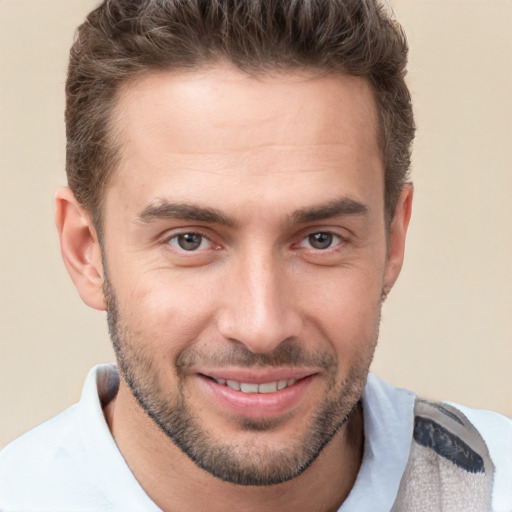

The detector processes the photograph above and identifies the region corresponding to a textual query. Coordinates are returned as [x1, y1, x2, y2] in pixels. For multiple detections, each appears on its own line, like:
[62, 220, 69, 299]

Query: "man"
[0, 0, 510, 510]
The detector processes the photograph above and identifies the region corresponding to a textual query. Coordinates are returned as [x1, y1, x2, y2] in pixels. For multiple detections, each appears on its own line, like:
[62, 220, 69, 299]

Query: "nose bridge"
[218, 244, 301, 353]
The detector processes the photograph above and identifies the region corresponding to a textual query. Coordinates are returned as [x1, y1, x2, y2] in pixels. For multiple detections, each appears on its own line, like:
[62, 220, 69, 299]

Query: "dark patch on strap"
[413, 416, 485, 474]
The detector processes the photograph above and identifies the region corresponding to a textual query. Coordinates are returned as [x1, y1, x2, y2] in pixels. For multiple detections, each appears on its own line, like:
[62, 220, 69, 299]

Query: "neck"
[104, 382, 364, 512]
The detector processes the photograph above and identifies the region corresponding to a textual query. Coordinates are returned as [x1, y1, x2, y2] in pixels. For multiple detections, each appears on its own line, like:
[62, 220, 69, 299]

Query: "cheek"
[297, 267, 383, 357]
[113, 268, 221, 351]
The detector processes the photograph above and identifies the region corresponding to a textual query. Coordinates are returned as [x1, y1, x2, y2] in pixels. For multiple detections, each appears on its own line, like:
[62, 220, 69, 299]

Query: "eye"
[301, 232, 341, 250]
[169, 232, 211, 251]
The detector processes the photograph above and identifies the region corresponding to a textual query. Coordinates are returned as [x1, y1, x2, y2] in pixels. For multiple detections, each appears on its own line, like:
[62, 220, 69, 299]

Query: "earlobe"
[383, 183, 413, 295]
[55, 187, 106, 311]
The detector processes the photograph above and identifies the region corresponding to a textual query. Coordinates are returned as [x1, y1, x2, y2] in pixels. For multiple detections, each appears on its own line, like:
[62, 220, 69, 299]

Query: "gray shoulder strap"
[392, 399, 495, 512]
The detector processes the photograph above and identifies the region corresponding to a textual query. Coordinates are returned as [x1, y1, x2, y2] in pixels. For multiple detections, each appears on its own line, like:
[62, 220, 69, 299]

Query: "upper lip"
[196, 368, 318, 384]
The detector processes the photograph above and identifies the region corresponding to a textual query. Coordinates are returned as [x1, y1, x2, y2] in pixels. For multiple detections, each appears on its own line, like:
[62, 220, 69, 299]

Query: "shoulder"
[448, 401, 512, 511]
[0, 365, 123, 511]
[422, 400, 512, 477]
[0, 404, 94, 510]
[447, 401, 512, 438]
[360, 375, 512, 511]
[393, 398, 512, 512]
[0, 365, 159, 512]
[0, 402, 82, 467]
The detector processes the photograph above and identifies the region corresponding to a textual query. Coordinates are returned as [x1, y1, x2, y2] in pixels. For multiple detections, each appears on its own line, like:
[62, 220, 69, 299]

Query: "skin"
[55, 65, 413, 512]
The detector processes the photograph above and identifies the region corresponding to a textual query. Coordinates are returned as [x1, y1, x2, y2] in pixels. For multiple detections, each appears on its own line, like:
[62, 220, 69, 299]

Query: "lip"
[196, 370, 317, 419]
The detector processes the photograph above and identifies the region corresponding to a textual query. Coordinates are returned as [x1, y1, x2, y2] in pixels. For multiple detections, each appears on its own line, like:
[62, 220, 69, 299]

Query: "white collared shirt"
[1, 364, 510, 511]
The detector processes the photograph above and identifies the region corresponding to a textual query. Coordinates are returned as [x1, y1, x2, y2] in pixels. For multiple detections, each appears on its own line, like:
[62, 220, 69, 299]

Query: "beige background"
[0, 0, 511, 449]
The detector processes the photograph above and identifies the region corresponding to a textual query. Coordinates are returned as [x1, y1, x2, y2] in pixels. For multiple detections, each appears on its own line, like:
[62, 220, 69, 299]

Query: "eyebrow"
[291, 197, 368, 224]
[137, 202, 237, 226]
[136, 196, 368, 227]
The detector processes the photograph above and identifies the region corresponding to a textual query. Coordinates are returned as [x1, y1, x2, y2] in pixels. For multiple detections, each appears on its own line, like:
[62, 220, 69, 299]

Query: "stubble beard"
[103, 275, 379, 486]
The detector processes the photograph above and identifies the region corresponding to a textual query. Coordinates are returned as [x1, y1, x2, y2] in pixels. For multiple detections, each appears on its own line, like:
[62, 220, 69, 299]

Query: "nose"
[217, 248, 303, 354]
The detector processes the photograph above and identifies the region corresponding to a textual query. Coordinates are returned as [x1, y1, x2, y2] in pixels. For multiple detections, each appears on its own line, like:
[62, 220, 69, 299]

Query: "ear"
[55, 187, 106, 311]
[383, 183, 413, 296]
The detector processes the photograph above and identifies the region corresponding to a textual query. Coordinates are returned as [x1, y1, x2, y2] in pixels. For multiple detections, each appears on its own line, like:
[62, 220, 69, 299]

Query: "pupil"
[178, 233, 202, 250]
[309, 233, 332, 249]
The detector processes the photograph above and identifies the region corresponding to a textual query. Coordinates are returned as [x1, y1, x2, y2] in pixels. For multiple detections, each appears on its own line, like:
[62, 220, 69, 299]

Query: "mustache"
[174, 341, 338, 370]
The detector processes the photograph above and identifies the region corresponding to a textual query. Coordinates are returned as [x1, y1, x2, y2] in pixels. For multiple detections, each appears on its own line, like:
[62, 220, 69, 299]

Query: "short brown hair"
[66, 0, 415, 228]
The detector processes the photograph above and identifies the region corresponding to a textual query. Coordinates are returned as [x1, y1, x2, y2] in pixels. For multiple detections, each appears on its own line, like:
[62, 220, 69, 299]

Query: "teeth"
[258, 382, 278, 394]
[226, 380, 240, 391]
[215, 378, 298, 393]
[277, 380, 288, 390]
[240, 383, 259, 393]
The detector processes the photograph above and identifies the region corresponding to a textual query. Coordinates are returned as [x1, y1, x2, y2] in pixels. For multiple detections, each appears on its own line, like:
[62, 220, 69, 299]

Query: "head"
[57, 0, 414, 488]
[66, 0, 414, 232]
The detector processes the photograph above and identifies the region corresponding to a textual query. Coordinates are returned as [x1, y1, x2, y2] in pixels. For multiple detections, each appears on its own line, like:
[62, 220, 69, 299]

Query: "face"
[99, 66, 401, 485]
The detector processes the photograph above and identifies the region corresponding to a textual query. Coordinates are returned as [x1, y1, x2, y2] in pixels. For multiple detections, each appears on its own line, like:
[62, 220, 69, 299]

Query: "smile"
[213, 378, 297, 394]
[197, 372, 316, 418]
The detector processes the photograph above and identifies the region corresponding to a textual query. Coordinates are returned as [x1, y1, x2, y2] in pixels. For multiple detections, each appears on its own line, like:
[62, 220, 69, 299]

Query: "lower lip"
[198, 375, 315, 418]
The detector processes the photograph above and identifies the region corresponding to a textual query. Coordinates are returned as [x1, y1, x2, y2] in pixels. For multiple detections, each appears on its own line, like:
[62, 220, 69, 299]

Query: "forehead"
[114, 65, 379, 156]
[106, 65, 383, 221]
